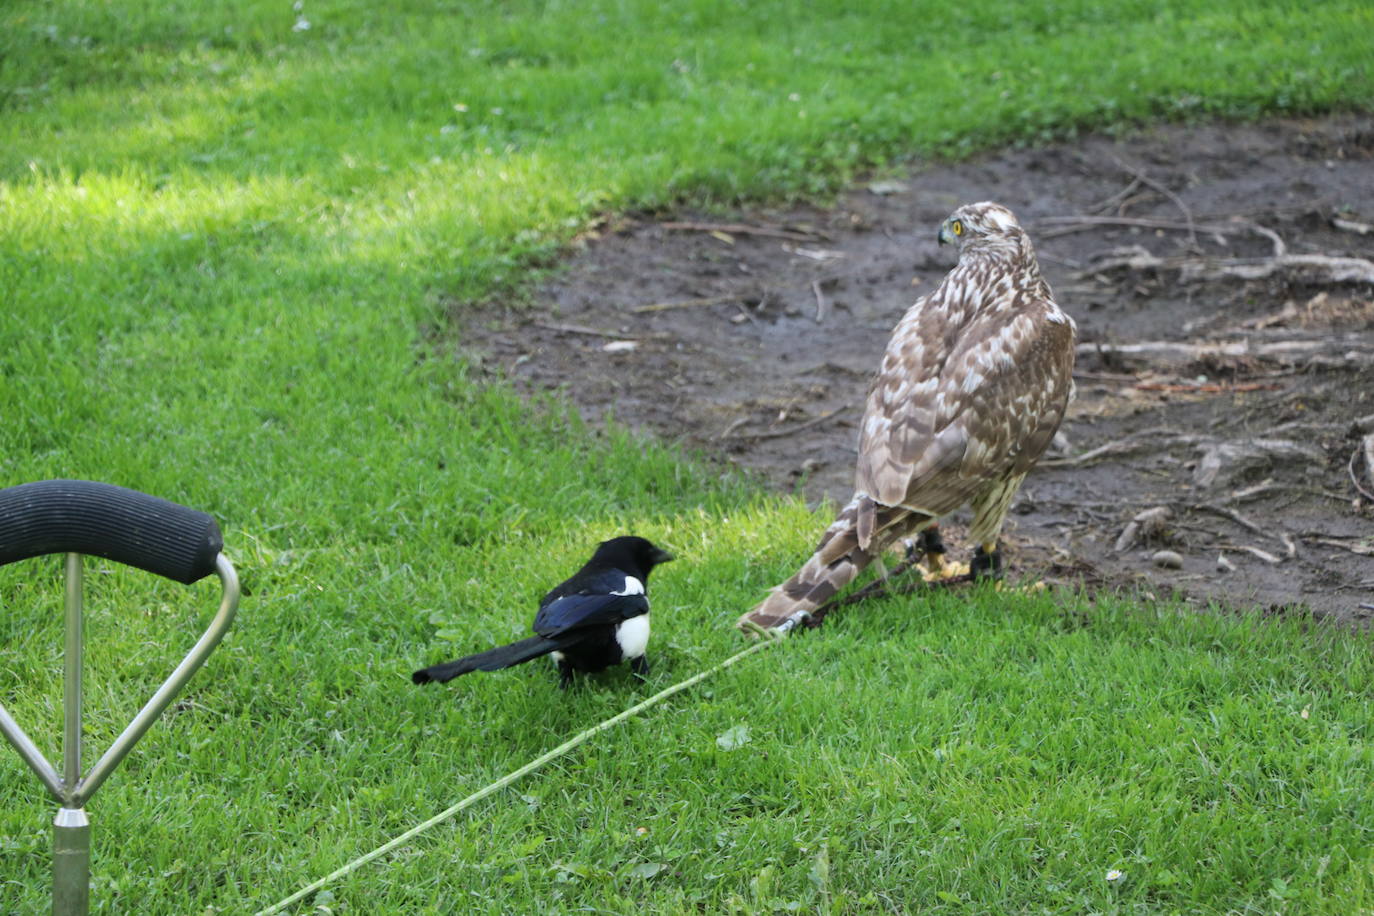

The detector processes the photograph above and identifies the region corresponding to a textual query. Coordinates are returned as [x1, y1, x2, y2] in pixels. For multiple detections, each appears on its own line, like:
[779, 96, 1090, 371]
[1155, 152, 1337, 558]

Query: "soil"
[456, 116, 1374, 624]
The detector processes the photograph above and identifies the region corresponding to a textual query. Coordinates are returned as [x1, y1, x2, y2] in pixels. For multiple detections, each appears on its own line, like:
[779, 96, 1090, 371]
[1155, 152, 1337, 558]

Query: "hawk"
[740, 202, 1076, 633]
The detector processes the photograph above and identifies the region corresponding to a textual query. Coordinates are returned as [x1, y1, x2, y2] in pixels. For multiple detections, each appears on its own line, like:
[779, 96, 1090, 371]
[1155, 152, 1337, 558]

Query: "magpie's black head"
[592, 536, 674, 580]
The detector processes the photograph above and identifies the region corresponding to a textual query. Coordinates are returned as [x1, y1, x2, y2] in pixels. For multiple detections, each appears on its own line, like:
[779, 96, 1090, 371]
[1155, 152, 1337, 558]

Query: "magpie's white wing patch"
[611, 575, 645, 597]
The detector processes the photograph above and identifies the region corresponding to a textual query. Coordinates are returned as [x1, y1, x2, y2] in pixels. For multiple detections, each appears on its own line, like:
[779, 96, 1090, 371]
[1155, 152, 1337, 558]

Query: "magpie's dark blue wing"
[533, 591, 648, 636]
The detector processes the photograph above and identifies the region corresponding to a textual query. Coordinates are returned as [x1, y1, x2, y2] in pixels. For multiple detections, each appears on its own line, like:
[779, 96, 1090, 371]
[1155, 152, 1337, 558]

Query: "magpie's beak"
[651, 547, 675, 565]
[937, 220, 955, 247]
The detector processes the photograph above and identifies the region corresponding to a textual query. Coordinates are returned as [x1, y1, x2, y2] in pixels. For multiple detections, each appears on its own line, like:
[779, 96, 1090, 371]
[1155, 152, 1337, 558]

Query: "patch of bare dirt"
[458, 116, 1374, 623]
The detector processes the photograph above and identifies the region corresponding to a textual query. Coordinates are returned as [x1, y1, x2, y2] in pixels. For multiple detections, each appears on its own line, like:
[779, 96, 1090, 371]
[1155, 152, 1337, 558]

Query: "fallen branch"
[812, 279, 828, 324]
[1077, 247, 1374, 285]
[1225, 478, 1276, 502]
[1040, 427, 1202, 469]
[1039, 215, 1237, 239]
[534, 321, 633, 339]
[1110, 156, 1199, 250]
[715, 416, 751, 441]
[1088, 176, 1144, 215]
[1366, 433, 1374, 487]
[1244, 222, 1288, 259]
[1193, 439, 1325, 489]
[632, 295, 739, 314]
[661, 220, 820, 242]
[1194, 503, 1270, 540]
[784, 243, 846, 262]
[1217, 543, 1284, 565]
[1305, 536, 1374, 557]
[729, 402, 855, 442]
[1071, 370, 1141, 383]
[1350, 444, 1374, 503]
[1133, 381, 1283, 394]
[1332, 217, 1373, 236]
[1076, 337, 1373, 370]
[1114, 506, 1171, 553]
[1281, 533, 1298, 560]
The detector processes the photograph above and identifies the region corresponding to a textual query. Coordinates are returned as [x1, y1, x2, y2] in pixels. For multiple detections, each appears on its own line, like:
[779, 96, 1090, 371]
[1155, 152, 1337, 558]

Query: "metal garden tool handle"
[0, 480, 240, 916]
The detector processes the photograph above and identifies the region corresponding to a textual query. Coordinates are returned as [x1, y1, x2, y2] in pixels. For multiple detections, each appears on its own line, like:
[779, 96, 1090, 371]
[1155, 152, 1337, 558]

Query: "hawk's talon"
[919, 526, 947, 559]
[971, 544, 1004, 581]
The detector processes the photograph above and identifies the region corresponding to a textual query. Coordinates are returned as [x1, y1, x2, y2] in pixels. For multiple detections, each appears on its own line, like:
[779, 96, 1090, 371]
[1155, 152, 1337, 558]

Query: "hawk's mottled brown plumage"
[741, 202, 1076, 633]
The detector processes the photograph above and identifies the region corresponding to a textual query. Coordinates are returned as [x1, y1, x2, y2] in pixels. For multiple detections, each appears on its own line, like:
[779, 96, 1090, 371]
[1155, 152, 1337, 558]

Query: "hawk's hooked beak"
[937, 220, 955, 247]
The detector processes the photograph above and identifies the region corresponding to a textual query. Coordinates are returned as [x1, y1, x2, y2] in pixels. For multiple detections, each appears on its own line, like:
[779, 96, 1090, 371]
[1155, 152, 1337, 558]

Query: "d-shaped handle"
[0, 479, 222, 584]
[0, 480, 239, 807]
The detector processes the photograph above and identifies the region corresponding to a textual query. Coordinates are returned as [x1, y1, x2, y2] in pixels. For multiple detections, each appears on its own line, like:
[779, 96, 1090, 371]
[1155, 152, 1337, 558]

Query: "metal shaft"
[57, 554, 89, 915]
[53, 807, 90, 916]
[63, 554, 83, 800]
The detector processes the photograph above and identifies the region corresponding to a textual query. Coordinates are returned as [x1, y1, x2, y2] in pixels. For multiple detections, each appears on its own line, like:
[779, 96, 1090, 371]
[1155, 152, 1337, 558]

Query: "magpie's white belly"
[614, 614, 651, 658]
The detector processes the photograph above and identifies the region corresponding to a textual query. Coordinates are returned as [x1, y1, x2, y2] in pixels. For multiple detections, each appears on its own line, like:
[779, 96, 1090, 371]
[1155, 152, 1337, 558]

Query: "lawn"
[1, 0, 1372, 912]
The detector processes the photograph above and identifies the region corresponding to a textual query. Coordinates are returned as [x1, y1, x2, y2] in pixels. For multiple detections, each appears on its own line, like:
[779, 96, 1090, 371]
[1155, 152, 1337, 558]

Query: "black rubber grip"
[0, 480, 222, 584]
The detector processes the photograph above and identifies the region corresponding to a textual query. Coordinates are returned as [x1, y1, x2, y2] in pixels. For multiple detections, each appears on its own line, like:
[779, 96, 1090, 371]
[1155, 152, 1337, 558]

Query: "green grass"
[1, 0, 1372, 912]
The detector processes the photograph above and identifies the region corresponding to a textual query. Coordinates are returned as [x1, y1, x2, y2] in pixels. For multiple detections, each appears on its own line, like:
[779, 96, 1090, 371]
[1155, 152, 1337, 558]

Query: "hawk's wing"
[855, 295, 1075, 516]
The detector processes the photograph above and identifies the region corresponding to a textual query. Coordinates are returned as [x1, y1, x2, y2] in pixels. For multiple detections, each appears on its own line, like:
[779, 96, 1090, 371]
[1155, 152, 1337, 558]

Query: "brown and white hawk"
[740, 202, 1076, 633]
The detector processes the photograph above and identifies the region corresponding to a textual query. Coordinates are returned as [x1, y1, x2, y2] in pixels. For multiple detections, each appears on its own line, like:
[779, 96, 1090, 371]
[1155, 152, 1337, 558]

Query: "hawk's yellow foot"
[923, 559, 971, 582]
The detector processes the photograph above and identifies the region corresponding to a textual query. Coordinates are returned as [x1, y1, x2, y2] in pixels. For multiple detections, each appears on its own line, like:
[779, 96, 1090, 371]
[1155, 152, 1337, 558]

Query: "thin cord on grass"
[253, 634, 782, 916]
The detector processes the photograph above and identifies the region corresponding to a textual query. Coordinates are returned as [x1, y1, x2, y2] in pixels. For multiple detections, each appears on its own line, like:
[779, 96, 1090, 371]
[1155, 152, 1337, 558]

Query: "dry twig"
[1110, 156, 1199, 250]
[1217, 543, 1283, 565]
[728, 402, 855, 442]
[661, 220, 819, 242]
[1305, 536, 1374, 557]
[1225, 478, 1277, 502]
[1332, 217, 1373, 236]
[534, 321, 632, 339]
[1133, 381, 1282, 393]
[716, 416, 751, 441]
[1077, 337, 1373, 370]
[1089, 176, 1144, 215]
[1349, 445, 1374, 503]
[812, 279, 828, 324]
[1194, 503, 1270, 540]
[1243, 222, 1288, 258]
[632, 295, 739, 314]
[1040, 427, 1201, 468]
[1077, 247, 1374, 285]
[1038, 215, 1236, 239]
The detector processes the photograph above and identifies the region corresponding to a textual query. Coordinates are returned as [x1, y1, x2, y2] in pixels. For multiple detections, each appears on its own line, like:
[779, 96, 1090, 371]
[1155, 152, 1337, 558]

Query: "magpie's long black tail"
[412, 635, 568, 684]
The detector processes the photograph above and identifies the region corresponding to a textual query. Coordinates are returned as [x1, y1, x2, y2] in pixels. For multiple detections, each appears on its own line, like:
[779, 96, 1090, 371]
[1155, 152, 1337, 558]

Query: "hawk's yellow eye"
[951, 220, 964, 236]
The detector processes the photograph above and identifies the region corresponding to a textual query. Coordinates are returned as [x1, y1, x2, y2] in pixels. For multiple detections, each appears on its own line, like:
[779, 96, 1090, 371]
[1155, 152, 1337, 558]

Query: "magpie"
[412, 536, 674, 689]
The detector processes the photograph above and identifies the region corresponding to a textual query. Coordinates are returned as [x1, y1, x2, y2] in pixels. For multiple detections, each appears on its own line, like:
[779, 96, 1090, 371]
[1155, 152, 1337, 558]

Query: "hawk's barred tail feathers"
[738, 495, 933, 634]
